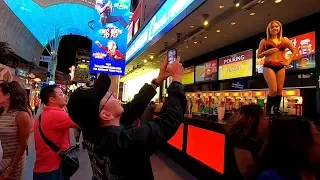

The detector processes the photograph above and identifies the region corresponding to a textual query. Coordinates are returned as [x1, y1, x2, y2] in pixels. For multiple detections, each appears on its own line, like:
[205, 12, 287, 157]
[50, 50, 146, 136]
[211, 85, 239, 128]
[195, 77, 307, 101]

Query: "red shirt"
[100, 46, 125, 60]
[33, 106, 76, 172]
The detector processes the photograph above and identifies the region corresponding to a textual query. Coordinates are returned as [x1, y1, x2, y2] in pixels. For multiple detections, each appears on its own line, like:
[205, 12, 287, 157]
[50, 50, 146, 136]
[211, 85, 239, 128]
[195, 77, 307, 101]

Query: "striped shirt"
[0, 111, 26, 179]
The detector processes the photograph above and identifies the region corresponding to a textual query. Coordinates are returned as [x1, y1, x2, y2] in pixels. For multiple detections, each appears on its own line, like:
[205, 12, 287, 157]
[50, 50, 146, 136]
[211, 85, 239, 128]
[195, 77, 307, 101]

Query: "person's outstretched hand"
[155, 56, 172, 84]
[167, 56, 184, 83]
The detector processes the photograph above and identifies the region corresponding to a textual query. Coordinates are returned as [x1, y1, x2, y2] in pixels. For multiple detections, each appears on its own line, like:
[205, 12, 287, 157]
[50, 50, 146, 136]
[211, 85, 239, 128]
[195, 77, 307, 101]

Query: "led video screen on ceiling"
[3, 0, 131, 46]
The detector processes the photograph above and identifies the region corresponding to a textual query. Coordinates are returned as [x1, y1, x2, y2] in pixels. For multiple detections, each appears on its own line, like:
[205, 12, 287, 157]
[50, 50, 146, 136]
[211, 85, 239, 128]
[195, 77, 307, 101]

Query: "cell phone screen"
[168, 49, 177, 64]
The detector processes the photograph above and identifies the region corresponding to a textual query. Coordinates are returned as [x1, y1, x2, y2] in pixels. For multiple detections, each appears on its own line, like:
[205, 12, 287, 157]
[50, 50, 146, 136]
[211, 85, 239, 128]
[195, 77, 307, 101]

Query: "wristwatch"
[151, 79, 160, 87]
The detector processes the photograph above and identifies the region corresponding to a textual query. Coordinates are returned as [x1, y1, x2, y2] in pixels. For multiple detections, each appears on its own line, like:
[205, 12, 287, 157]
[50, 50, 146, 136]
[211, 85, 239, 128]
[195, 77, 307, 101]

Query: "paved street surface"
[24, 131, 197, 180]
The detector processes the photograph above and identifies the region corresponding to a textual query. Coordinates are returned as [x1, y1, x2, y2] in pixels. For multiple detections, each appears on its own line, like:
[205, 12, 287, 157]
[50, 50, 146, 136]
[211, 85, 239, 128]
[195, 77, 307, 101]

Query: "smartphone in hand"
[168, 48, 177, 64]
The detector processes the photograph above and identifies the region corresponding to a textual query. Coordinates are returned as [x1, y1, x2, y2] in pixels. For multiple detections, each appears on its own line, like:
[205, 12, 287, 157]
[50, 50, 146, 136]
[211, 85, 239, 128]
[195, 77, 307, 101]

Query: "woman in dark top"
[224, 104, 268, 180]
[256, 116, 320, 180]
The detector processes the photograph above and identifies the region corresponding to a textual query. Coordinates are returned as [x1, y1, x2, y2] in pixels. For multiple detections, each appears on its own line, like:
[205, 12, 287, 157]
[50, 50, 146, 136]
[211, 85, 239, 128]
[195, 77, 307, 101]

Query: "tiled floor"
[24, 131, 197, 180]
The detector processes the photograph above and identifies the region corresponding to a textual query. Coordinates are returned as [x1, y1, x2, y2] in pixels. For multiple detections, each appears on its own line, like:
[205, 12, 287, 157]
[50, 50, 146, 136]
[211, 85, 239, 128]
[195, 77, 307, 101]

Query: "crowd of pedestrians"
[0, 57, 319, 180]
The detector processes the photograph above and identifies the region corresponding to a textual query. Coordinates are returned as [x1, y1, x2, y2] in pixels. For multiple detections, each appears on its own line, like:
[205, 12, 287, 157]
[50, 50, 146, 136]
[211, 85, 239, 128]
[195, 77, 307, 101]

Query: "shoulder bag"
[38, 115, 79, 179]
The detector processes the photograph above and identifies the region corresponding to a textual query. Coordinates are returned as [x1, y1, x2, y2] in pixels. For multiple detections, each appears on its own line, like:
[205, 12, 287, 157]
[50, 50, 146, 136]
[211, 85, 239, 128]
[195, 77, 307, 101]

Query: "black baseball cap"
[67, 73, 111, 130]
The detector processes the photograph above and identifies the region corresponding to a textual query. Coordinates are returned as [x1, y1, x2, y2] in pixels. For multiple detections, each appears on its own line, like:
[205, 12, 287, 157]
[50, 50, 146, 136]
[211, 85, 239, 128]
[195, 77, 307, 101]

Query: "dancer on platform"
[257, 20, 297, 117]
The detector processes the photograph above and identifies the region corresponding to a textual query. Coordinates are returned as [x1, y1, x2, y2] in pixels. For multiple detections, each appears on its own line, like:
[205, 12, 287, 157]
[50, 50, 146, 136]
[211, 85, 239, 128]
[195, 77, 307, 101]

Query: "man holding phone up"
[67, 56, 185, 179]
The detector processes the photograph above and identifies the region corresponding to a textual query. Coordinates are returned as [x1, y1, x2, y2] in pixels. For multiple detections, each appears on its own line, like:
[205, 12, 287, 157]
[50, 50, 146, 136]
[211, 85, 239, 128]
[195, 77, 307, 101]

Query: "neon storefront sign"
[126, 0, 198, 63]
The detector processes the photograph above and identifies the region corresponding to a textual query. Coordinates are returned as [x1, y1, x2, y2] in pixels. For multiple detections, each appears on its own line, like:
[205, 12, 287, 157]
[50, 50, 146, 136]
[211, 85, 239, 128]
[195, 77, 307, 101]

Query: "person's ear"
[5, 93, 10, 102]
[49, 96, 55, 104]
[100, 109, 114, 121]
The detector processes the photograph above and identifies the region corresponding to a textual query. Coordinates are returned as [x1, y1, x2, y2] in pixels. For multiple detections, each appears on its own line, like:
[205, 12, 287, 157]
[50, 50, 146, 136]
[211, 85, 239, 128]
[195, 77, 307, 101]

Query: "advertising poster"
[218, 50, 253, 80]
[74, 63, 90, 82]
[134, 19, 140, 35]
[195, 60, 218, 82]
[195, 64, 205, 82]
[182, 66, 195, 85]
[256, 32, 316, 73]
[285, 31, 316, 70]
[256, 49, 265, 74]
[204, 60, 218, 81]
[127, 21, 134, 43]
[90, 0, 131, 76]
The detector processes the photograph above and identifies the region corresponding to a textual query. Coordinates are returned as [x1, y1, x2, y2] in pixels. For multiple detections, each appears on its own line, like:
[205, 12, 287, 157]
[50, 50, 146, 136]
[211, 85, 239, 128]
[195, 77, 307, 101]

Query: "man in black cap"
[67, 57, 186, 179]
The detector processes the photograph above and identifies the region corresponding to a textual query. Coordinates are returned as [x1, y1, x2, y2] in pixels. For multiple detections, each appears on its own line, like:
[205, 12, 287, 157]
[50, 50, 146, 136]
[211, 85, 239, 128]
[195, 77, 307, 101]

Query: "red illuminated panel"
[168, 124, 184, 151]
[289, 31, 316, 60]
[187, 125, 225, 174]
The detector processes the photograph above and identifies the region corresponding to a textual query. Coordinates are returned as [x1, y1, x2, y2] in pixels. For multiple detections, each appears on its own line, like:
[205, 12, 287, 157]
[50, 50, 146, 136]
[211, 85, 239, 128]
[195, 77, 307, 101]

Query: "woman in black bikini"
[257, 20, 297, 117]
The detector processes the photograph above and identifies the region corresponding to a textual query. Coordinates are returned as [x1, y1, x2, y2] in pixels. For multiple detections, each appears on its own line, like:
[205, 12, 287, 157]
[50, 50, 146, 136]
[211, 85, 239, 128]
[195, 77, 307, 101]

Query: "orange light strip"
[283, 89, 300, 96]
[253, 91, 265, 97]
[242, 91, 252, 97]
[232, 92, 240, 97]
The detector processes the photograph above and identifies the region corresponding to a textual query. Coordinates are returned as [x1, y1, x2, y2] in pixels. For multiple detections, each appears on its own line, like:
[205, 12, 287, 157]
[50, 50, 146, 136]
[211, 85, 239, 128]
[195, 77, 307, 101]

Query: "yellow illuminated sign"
[218, 59, 252, 80]
[182, 67, 195, 85]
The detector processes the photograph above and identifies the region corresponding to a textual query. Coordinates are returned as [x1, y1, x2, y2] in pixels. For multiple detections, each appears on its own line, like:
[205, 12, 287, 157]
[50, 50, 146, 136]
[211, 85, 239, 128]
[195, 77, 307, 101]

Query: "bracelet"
[151, 79, 160, 87]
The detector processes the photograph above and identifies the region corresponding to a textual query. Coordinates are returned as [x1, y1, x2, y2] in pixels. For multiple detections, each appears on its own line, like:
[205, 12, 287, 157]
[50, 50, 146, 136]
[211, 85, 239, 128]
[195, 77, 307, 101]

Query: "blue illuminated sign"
[231, 80, 247, 90]
[4, 0, 95, 45]
[126, 0, 201, 63]
[89, 0, 131, 76]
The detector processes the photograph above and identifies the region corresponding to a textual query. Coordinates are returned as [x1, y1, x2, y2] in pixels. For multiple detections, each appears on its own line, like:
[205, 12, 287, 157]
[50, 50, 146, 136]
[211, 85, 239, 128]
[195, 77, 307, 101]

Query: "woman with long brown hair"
[0, 81, 32, 179]
[224, 104, 268, 179]
[257, 20, 297, 117]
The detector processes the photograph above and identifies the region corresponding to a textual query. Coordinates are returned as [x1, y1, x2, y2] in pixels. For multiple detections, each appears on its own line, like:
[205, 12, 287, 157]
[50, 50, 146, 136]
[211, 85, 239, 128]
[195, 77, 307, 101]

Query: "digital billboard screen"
[89, 0, 131, 76]
[195, 60, 218, 82]
[256, 32, 316, 74]
[218, 50, 253, 80]
[182, 66, 195, 85]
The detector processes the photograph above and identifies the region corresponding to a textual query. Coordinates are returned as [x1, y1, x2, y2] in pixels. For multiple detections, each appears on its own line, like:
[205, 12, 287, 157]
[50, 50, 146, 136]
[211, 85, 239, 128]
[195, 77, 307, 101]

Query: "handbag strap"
[38, 115, 60, 152]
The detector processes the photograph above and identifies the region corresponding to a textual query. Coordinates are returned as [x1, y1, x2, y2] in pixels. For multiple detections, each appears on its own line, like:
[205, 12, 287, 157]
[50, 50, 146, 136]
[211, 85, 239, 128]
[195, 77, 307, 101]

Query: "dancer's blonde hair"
[266, 20, 283, 41]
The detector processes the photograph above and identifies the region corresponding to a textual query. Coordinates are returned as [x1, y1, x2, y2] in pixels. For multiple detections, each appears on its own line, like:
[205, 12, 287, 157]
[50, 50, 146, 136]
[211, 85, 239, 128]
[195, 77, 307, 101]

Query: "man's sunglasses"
[99, 91, 113, 113]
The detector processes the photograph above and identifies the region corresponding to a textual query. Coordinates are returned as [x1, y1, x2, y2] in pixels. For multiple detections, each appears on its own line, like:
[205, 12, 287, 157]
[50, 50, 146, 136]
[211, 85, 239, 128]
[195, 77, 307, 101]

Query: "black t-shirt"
[84, 126, 155, 180]
[82, 82, 187, 180]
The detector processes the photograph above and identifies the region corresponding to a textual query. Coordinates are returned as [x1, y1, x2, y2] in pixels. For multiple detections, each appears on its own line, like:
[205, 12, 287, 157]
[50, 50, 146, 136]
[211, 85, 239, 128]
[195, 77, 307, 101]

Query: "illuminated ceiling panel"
[4, 0, 96, 46]
[33, 0, 95, 8]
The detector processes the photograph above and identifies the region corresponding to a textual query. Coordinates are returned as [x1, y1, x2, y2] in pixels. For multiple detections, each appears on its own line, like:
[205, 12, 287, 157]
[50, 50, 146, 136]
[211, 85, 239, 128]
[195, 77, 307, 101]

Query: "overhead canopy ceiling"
[33, 0, 95, 8]
[0, 0, 44, 64]
[3, 0, 98, 46]
[122, 0, 320, 82]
